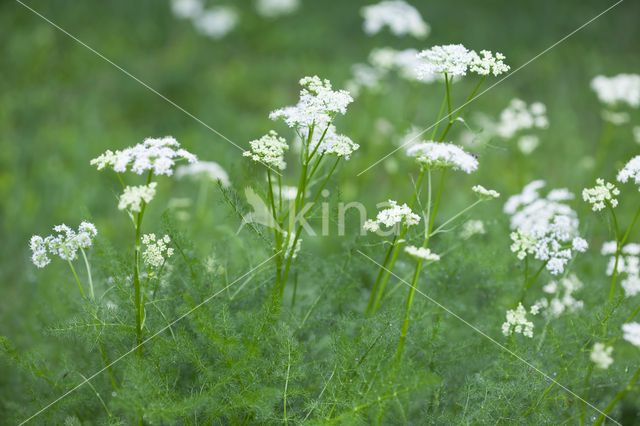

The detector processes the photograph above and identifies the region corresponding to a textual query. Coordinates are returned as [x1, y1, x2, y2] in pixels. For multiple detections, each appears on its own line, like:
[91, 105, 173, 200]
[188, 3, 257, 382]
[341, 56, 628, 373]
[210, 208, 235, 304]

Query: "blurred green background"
[1, 0, 639, 395]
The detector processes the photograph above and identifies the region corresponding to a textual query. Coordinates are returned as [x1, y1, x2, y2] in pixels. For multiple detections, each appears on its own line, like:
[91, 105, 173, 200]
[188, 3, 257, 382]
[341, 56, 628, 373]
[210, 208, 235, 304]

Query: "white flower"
[622, 322, 640, 347]
[256, 0, 299, 18]
[590, 343, 614, 369]
[459, 220, 485, 240]
[590, 74, 640, 108]
[142, 234, 174, 268]
[416, 44, 477, 77]
[29, 222, 98, 267]
[369, 47, 437, 83]
[345, 63, 385, 97]
[175, 161, 230, 187]
[364, 200, 420, 232]
[299, 124, 359, 159]
[572, 237, 588, 252]
[493, 98, 549, 139]
[406, 141, 479, 173]
[361, 1, 429, 39]
[118, 183, 157, 212]
[510, 229, 536, 260]
[472, 185, 500, 199]
[193, 7, 238, 39]
[582, 178, 620, 211]
[270, 76, 353, 128]
[91, 136, 196, 176]
[170, 0, 203, 19]
[536, 274, 584, 318]
[469, 50, 510, 76]
[622, 275, 640, 297]
[601, 110, 630, 125]
[243, 130, 289, 170]
[517, 135, 540, 155]
[602, 241, 640, 297]
[404, 245, 440, 261]
[617, 155, 640, 188]
[502, 303, 534, 338]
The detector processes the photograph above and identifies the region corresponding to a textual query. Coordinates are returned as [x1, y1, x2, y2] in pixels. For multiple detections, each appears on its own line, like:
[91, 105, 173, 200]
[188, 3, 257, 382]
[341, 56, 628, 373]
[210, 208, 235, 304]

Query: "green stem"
[80, 248, 94, 300]
[267, 169, 283, 295]
[365, 235, 398, 314]
[579, 364, 594, 425]
[133, 171, 152, 356]
[604, 203, 622, 335]
[593, 366, 640, 426]
[438, 75, 486, 142]
[430, 91, 448, 140]
[67, 260, 86, 299]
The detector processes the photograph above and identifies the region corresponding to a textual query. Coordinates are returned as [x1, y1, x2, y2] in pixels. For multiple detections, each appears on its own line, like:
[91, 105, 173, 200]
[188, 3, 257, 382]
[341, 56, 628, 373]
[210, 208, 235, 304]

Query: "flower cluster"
[91, 136, 197, 176]
[141, 234, 174, 269]
[406, 141, 479, 173]
[590, 74, 640, 108]
[361, 1, 429, 39]
[602, 241, 640, 297]
[582, 178, 619, 211]
[270, 76, 353, 128]
[243, 131, 289, 170]
[369, 47, 437, 83]
[30, 222, 98, 268]
[416, 44, 509, 78]
[505, 180, 588, 275]
[404, 245, 440, 261]
[459, 219, 486, 240]
[256, 0, 299, 18]
[590, 343, 614, 369]
[118, 182, 157, 213]
[501, 303, 534, 338]
[617, 155, 640, 189]
[531, 274, 584, 318]
[175, 161, 230, 187]
[472, 185, 500, 200]
[363, 200, 420, 233]
[494, 99, 548, 139]
[171, 0, 238, 39]
[299, 124, 360, 159]
[622, 322, 640, 347]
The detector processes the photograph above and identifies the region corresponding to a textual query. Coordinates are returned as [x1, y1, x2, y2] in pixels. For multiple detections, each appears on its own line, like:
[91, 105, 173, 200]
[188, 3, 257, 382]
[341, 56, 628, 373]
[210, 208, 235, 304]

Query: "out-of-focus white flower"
[459, 219, 485, 240]
[29, 222, 98, 267]
[91, 136, 196, 176]
[170, 0, 203, 19]
[622, 275, 640, 297]
[193, 7, 238, 39]
[591, 74, 640, 108]
[535, 274, 584, 318]
[493, 99, 548, 139]
[582, 178, 620, 211]
[345, 63, 385, 97]
[244, 130, 289, 170]
[590, 343, 614, 369]
[256, 0, 299, 18]
[472, 185, 500, 200]
[622, 322, 640, 347]
[406, 141, 478, 173]
[361, 1, 429, 39]
[601, 110, 630, 125]
[602, 241, 640, 297]
[175, 161, 230, 187]
[118, 183, 157, 212]
[617, 155, 640, 188]
[404, 245, 440, 261]
[142, 234, 174, 268]
[502, 303, 534, 338]
[363, 200, 420, 233]
[517, 135, 540, 155]
[270, 76, 353, 128]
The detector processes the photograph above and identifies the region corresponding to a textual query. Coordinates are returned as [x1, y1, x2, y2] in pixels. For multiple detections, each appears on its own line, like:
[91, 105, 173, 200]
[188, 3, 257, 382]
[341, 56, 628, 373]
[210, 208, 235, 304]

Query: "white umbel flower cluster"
[91, 136, 197, 176]
[505, 180, 588, 275]
[171, 0, 238, 39]
[299, 124, 360, 159]
[29, 222, 98, 268]
[175, 161, 230, 187]
[118, 182, 158, 212]
[361, 1, 429, 39]
[406, 141, 479, 173]
[363, 200, 420, 233]
[617, 155, 640, 189]
[622, 322, 640, 347]
[590, 74, 640, 108]
[494, 99, 548, 139]
[501, 303, 534, 338]
[244, 131, 289, 170]
[590, 343, 614, 369]
[459, 219, 486, 240]
[416, 44, 509, 78]
[270, 76, 353, 128]
[256, 0, 299, 18]
[141, 234, 174, 268]
[532, 274, 584, 318]
[602, 241, 640, 297]
[369, 47, 437, 83]
[404, 245, 440, 261]
[472, 185, 500, 200]
[582, 178, 620, 211]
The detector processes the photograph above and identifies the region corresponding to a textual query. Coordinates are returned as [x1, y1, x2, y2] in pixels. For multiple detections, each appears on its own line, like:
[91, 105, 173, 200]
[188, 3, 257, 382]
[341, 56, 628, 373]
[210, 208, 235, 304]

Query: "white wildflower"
[622, 322, 640, 347]
[142, 234, 174, 268]
[256, 0, 299, 18]
[590, 343, 614, 369]
[361, 1, 429, 39]
[517, 135, 540, 155]
[622, 275, 640, 297]
[460, 220, 485, 240]
[175, 161, 230, 187]
[582, 178, 619, 211]
[364, 200, 420, 233]
[590, 74, 640, 108]
[91, 136, 196, 176]
[469, 50, 510, 76]
[299, 124, 359, 159]
[502, 303, 534, 338]
[118, 183, 157, 212]
[536, 274, 584, 318]
[494, 99, 548, 139]
[617, 155, 640, 188]
[405, 245, 440, 261]
[193, 7, 238, 39]
[601, 110, 630, 125]
[29, 222, 98, 267]
[472, 185, 500, 199]
[171, 0, 202, 19]
[345, 63, 385, 97]
[243, 130, 289, 170]
[416, 44, 477, 77]
[602, 241, 640, 297]
[406, 141, 478, 173]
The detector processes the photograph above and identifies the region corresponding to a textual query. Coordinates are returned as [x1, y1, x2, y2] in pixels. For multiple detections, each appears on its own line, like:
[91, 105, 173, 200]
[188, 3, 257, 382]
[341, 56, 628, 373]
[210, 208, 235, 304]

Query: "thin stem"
[579, 364, 594, 425]
[604, 203, 622, 335]
[67, 260, 86, 299]
[366, 235, 398, 314]
[430, 199, 483, 237]
[438, 75, 486, 142]
[133, 171, 152, 356]
[593, 366, 640, 426]
[430, 91, 448, 140]
[80, 248, 94, 300]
